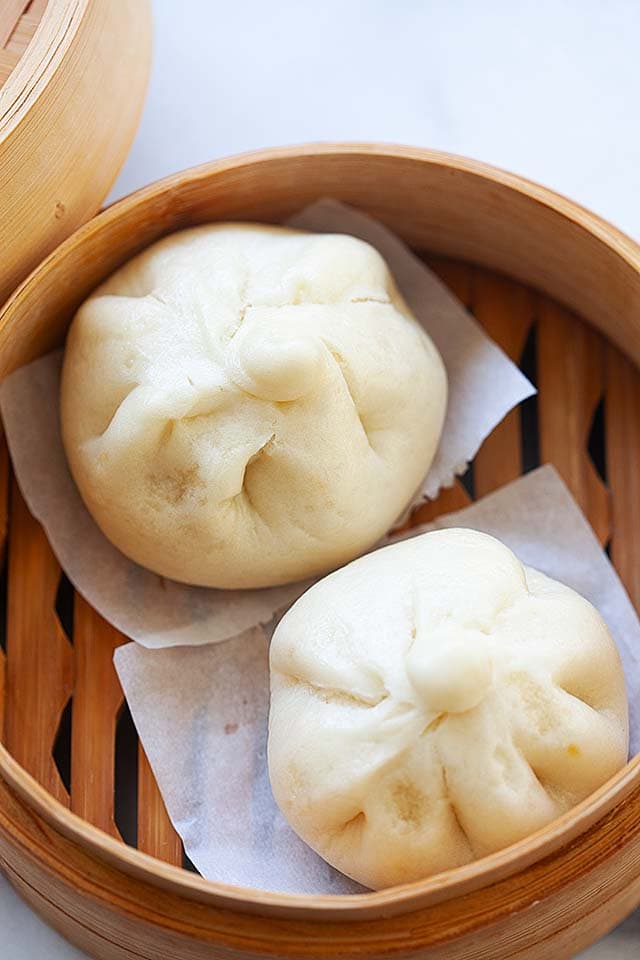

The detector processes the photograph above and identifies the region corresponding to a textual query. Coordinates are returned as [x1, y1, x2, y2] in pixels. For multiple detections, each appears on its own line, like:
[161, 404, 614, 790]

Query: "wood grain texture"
[71, 596, 125, 839]
[0, 0, 151, 307]
[28, 0, 50, 15]
[428, 257, 473, 305]
[3, 145, 640, 378]
[5, 482, 72, 805]
[2, 767, 640, 959]
[138, 748, 182, 867]
[0, 46, 19, 86]
[5, 12, 40, 55]
[0, 0, 29, 47]
[537, 299, 611, 545]
[1, 146, 640, 957]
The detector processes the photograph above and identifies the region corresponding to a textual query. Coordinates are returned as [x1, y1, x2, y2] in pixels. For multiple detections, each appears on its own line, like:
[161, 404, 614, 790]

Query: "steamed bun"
[61, 224, 447, 589]
[268, 528, 628, 889]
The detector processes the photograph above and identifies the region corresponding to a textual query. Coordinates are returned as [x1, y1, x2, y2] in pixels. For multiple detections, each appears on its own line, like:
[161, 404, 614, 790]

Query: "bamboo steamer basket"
[1, 144, 640, 959]
[0, 0, 151, 307]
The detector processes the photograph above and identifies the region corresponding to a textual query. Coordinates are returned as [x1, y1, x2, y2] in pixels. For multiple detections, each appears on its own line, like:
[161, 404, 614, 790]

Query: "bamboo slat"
[536, 299, 611, 546]
[138, 747, 182, 866]
[5, 481, 72, 805]
[71, 595, 126, 839]
[427, 257, 473, 306]
[472, 273, 535, 497]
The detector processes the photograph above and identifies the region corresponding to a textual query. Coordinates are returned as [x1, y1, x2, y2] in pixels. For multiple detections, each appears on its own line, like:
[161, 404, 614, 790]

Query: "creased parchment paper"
[0, 200, 532, 649]
[114, 466, 640, 894]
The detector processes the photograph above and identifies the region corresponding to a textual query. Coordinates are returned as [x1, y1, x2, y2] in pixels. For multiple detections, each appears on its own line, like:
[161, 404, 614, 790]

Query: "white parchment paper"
[114, 466, 640, 894]
[0, 201, 532, 649]
[0, 351, 310, 649]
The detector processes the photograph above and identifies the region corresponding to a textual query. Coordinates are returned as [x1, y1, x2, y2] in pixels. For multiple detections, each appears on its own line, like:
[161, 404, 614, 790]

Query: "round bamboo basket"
[0, 0, 151, 307]
[1, 144, 640, 959]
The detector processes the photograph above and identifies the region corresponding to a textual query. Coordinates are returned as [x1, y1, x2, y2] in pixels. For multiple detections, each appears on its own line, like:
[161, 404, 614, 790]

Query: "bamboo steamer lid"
[0, 0, 151, 307]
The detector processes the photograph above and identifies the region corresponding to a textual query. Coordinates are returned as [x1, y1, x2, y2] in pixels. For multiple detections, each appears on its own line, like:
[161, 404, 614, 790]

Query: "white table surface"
[4, 1, 640, 956]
